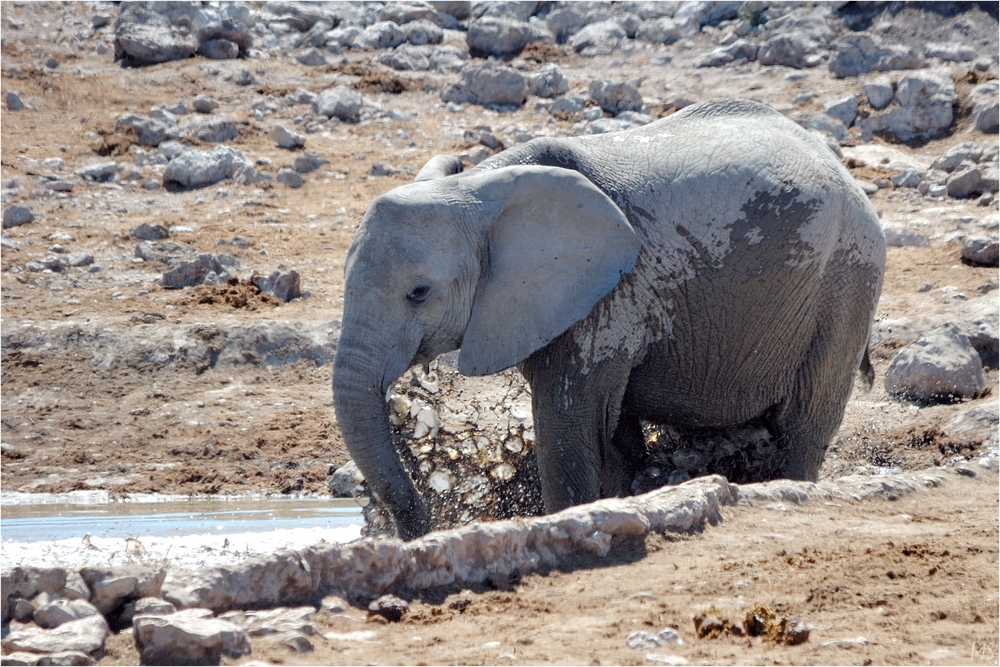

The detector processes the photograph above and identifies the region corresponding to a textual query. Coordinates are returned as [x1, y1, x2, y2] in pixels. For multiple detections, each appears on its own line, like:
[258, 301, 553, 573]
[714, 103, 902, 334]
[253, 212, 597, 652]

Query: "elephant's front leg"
[520, 340, 633, 514]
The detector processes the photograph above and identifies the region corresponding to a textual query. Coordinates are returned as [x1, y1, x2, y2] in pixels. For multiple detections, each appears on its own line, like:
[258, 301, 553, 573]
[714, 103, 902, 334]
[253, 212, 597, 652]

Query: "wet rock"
[569, 20, 625, 55]
[192, 95, 219, 114]
[440, 61, 528, 109]
[368, 594, 409, 622]
[467, 17, 549, 57]
[635, 17, 682, 45]
[313, 85, 363, 121]
[197, 38, 239, 60]
[162, 146, 256, 189]
[253, 270, 302, 302]
[7, 90, 25, 111]
[923, 42, 976, 62]
[694, 39, 757, 68]
[885, 323, 987, 403]
[824, 94, 858, 128]
[528, 63, 568, 98]
[353, 21, 407, 51]
[405, 19, 443, 45]
[273, 126, 306, 149]
[329, 460, 363, 497]
[962, 236, 999, 268]
[3, 205, 35, 229]
[858, 71, 955, 143]
[34, 599, 101, 629]
[970, 81, 999, 134]
[1, 615, 108, 659]
[113, 4, 198, 66]
[295, 46, 328, 66]
[864, 76, 895, 110]
[589, 79, 642, 115]
[133, 608, 251, 666]
[181, 115, 238, 143]
[276, 167, 304, 188]
[828, 33, 923, 78]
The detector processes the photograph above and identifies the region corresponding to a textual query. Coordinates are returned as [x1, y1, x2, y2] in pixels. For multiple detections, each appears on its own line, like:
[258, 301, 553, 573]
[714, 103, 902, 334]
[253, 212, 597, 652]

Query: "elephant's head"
[332, 161, 640, 539]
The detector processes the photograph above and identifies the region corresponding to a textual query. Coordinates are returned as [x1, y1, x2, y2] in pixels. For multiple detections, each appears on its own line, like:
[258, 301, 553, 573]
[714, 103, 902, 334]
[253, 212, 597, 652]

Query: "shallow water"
[0, 495, 364, 570]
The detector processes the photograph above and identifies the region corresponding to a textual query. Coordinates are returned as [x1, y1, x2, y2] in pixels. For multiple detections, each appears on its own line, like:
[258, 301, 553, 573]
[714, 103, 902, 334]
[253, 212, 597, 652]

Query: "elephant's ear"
[457, 165, 640, 376]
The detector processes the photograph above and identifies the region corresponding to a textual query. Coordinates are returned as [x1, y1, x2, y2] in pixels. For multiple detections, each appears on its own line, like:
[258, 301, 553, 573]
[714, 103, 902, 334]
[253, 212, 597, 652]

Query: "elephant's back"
[595, 100, 883, 427]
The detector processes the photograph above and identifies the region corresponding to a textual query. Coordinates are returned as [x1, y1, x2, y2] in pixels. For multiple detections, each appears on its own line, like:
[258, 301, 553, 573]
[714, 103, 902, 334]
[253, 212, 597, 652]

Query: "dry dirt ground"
[1, 2, 999, 665]
[98, 473, 998, 667]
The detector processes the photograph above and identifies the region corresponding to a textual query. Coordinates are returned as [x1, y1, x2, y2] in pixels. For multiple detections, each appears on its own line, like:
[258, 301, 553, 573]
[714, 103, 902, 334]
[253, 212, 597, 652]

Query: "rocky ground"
[1, 0, 998, 665]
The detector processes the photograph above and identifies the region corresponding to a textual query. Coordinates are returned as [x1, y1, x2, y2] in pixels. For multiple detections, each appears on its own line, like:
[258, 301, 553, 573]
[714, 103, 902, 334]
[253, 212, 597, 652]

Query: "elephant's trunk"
[333, 329, 430, 540]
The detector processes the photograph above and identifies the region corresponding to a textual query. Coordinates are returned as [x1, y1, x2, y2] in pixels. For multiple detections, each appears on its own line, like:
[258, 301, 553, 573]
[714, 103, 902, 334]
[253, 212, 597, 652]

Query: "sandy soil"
[96, 471, 998, 667]
[1, 2, 998, 665]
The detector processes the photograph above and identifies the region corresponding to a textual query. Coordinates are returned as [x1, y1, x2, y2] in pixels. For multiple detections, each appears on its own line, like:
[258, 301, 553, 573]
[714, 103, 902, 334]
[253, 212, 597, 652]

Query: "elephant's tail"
[859, 346, 875, 390]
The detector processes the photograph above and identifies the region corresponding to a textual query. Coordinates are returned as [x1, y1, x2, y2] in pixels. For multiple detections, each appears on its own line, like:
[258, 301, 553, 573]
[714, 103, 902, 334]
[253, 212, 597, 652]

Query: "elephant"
[333, 98, 886, 540]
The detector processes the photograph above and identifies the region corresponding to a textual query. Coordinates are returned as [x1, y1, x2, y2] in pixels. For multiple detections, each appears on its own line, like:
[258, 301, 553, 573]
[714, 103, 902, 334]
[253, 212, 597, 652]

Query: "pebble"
[3, 205, 35, 229]
[273, 126, 306, 149]
[7, 90, 25, 111]
[192, 95, 219, 114]
[276, 167, 304, 188]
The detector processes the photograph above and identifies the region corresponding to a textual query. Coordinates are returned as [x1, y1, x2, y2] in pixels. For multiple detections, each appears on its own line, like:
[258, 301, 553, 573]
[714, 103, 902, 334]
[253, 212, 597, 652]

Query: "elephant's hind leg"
[769, 258, 882, 480]
[604, 412, 646, 496]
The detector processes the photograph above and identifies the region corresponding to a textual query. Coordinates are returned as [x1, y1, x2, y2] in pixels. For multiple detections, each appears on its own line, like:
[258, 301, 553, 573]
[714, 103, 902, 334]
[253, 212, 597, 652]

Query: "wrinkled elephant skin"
[332, 99, 886, 540]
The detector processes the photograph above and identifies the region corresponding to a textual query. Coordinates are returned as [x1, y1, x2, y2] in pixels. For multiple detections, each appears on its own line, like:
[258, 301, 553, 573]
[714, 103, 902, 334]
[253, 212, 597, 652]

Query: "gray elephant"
[333, 99, 886, 540]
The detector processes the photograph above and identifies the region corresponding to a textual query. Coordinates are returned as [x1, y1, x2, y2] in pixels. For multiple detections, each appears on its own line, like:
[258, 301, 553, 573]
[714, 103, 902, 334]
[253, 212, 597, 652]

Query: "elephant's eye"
[406, 284, 431, 305]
